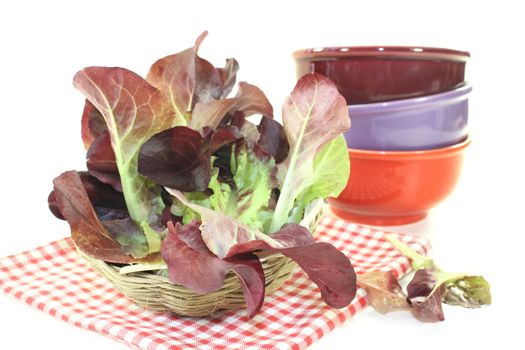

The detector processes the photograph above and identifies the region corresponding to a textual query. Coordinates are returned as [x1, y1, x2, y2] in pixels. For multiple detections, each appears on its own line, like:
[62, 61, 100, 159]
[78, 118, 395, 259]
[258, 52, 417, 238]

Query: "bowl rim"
[348, 136, 471, 160]
[292, 46, 470, 62]
[347, 83, 472, 113]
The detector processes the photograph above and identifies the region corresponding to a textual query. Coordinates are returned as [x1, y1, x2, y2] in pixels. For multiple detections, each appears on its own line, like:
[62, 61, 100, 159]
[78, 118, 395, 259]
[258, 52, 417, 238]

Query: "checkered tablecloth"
[0, 217, 430, 350]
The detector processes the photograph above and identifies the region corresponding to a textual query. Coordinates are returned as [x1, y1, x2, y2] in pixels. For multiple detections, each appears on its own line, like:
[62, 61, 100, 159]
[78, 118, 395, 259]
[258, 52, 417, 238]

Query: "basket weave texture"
[80, 251, 296, 317]
[79, 213, 321, 317]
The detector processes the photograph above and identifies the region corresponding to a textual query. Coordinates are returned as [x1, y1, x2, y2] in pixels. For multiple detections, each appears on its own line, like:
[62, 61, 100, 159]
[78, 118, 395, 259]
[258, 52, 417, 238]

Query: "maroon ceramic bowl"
[293, 46, 470, 104]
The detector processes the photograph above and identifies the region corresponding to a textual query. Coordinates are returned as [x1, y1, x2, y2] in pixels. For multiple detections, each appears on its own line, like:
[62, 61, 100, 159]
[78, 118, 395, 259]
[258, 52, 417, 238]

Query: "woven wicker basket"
[80, 250, 296, 317]
[78, 204, 323, 317]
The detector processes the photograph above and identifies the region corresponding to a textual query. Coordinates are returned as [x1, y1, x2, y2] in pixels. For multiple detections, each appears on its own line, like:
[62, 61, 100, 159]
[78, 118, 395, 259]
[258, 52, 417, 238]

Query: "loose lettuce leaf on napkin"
[357, 271, 409, 314]
[387, 234, 491, 322]
[406, 269, 446, 322]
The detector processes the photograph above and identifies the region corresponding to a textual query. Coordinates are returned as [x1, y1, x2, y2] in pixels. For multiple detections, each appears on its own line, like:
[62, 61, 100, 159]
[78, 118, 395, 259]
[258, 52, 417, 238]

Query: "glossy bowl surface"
[293, 46, 470, 104]
[329, 137, 471, 225]
[345, 84, 472, 151]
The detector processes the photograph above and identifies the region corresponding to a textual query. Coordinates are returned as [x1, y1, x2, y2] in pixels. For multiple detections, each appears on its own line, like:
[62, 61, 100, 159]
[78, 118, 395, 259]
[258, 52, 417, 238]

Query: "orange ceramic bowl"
[329, 137, 471, 226]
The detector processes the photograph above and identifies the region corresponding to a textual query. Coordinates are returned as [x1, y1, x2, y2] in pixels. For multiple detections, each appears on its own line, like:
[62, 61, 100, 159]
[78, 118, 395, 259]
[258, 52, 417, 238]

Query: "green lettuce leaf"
[228, 143, 276, 231]
[444, 275, 492, 308]
[269, 73, 350, 232]
[288, 135, 349, 223]
[167, 188, 281, 258]
[208, 167, 231, 213]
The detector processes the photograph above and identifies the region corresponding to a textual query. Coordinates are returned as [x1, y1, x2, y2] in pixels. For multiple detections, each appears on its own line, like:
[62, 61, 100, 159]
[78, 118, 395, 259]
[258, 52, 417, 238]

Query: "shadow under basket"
[77, 212, 322, 317]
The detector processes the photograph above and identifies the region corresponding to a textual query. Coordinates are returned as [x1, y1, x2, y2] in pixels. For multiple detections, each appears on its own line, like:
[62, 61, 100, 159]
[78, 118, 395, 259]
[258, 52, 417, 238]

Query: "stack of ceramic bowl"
[293, 46, 471, 226]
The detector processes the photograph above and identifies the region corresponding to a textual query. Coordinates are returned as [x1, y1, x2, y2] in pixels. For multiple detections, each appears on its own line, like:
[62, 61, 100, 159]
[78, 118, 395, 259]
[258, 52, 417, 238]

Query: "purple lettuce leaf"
[226, 223, 357, 309]
[233, 82, 273, 118]
[86, 131, 121, 192]
[269, 73, 350, 232]
[357, 271, 409, 314]
[138, 126, 211, 192]
[407, 269, 446, 322]
[217, 58, 240, 98]
[52, 171, 155, 264]
[81, 99, 107, 149]
[161, 221, 265, 318]
[257, 116, 289, 163]
[73, 66, 176, 223]
[190, 99, 239, 130]
[137, 122, 249, 194]
[230, 112, 260, 145]
[146, 31, 228, 122]
[209, 126, 243, 153]
[189, 82, 274, 131]
[49, 171, 127, 221]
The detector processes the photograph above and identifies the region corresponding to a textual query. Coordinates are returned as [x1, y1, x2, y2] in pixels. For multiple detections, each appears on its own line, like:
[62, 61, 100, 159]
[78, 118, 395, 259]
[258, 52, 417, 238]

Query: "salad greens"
[384, 235, 491, 322]
[49, 32, 356, 317]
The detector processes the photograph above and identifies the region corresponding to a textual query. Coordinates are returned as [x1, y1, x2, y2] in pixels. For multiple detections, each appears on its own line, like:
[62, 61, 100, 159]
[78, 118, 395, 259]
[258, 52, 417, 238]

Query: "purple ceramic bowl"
[345, 84, 472, 151]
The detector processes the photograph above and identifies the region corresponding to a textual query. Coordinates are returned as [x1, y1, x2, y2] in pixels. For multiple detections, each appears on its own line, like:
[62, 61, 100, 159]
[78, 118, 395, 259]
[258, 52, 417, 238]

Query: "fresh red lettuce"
[50, 34, 358, 318]
[49, 171, 127, 221]
[161, 221, 264, 318]
[73, 67, 175, 223]
[52, 171, 157, 263]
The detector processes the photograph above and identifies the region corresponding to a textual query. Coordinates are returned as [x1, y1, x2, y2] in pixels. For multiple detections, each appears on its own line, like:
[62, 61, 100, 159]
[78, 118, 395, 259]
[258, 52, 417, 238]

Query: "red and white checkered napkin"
[0, 217, 430, 350]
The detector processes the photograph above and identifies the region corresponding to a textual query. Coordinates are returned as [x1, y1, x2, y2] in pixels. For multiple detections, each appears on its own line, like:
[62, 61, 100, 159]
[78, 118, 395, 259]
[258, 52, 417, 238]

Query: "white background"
[1, 0, 523, 348]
